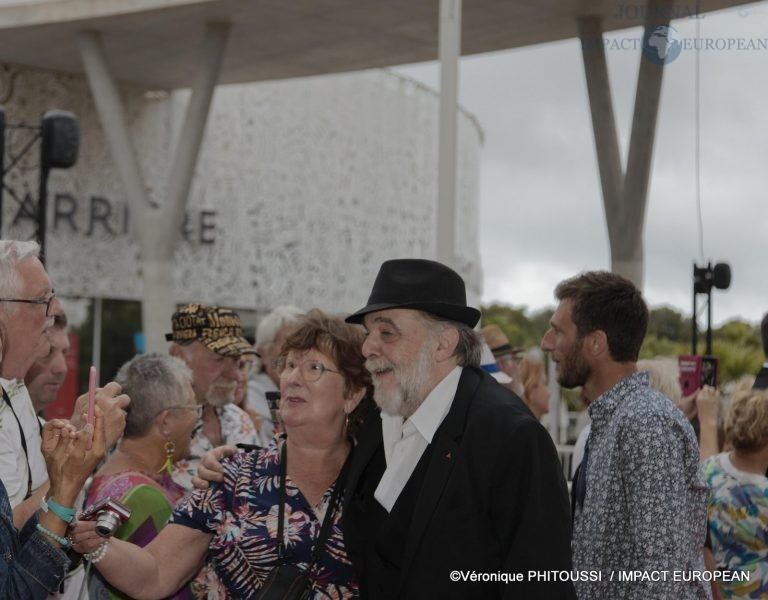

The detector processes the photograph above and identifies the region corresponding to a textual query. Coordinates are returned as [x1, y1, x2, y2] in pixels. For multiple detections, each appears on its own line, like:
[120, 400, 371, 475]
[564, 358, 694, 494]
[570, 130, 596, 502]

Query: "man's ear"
[435, 326, 460, 363]
[586, 330, 609, 358]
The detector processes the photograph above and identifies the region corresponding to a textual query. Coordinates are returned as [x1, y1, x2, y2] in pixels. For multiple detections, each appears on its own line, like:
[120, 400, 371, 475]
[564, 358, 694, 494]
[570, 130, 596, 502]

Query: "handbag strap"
[2, 386, 33, 500]
[275, 438, 352, 570]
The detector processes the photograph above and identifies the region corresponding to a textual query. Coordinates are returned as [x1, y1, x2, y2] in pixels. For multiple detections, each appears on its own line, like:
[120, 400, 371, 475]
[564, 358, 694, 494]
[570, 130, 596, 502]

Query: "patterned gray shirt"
[573, 371, 711, 600]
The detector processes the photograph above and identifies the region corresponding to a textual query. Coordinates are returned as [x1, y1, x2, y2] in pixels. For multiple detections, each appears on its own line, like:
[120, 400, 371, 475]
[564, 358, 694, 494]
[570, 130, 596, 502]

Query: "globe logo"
[642, 25, 683, 64]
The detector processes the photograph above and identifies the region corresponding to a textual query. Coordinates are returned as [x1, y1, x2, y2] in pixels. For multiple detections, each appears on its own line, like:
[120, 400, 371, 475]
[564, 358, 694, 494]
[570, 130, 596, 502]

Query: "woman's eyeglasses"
[277, 358, 341, 383]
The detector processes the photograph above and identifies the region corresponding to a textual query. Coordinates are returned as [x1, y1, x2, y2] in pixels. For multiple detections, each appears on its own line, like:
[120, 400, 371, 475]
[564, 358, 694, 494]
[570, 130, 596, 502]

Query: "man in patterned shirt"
[541, 271, 710, 600]
[167, 303, 259, 491]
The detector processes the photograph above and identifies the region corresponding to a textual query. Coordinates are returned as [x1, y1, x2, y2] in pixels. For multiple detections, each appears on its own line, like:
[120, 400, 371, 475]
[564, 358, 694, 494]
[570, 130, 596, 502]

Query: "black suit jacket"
[753, 366, 768, 390]
[343, 367, 575, 600]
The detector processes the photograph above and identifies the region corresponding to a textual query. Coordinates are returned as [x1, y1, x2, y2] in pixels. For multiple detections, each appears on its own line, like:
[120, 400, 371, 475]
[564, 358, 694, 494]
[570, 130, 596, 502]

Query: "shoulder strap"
[306, 450, 352, 571]
[2, 386, 32, 500]
[276, 440, 288, 560]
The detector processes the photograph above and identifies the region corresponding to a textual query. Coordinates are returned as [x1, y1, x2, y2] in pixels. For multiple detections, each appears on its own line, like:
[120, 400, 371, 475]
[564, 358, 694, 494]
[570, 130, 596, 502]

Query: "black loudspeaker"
[713, 263, 731, 290]
[40, 110, 79, 169]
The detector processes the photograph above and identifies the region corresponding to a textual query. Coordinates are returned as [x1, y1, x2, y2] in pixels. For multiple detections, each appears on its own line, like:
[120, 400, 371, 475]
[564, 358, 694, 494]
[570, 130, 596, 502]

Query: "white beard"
[370, 342, 435, 418]
[205, 384, 236, 407]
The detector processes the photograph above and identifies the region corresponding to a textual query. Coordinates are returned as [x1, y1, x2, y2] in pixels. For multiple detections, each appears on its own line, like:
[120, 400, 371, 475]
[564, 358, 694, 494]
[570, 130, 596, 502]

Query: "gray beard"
[373, 343, 434, 419]
[205, 386, 236, 407]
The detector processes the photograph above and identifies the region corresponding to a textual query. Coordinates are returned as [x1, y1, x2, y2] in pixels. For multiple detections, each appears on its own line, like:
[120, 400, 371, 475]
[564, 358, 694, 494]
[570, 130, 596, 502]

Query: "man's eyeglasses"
[164, 404, 204, 418]
[0, 290, 57, 316]
[277, 358, 341, 383]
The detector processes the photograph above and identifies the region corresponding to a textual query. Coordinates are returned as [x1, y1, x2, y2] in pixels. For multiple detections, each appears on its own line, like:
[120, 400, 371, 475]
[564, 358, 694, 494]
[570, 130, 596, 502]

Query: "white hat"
[480, 343, 513, 384]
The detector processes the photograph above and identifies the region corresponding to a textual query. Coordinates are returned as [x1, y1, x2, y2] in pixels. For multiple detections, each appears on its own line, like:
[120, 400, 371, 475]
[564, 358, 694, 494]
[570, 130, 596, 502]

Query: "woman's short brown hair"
[724, 388, 768, 451]
[279, 309, 373, 437]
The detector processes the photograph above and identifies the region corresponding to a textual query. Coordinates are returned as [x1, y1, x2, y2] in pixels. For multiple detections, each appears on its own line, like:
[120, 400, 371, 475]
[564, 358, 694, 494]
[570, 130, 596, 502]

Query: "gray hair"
[256, 305, 304, 350]
[419, 312, 483, 368]
[115, 353, 193, 438]
[0, 241, 41, 315]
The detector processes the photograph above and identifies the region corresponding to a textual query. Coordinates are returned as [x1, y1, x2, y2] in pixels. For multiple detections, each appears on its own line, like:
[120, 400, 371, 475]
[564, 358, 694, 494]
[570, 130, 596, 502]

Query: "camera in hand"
[80, 497, 132, 537]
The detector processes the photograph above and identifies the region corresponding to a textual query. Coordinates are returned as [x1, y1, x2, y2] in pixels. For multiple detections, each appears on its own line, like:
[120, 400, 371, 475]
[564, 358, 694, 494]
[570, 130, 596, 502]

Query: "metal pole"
[692, 264, 698, 355]
[436, 0, 461, 267]
[38, 166, 49, 263]
[705, 287, 713, 355]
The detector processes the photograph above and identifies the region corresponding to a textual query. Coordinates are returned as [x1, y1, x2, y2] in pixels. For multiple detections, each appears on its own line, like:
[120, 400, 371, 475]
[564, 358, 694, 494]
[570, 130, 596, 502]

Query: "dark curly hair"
[555, 271, 648, 363]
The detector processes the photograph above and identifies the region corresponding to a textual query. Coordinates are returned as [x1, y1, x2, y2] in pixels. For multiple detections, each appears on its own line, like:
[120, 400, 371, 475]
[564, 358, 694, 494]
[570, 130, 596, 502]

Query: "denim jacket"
[0, 479, 70, 598]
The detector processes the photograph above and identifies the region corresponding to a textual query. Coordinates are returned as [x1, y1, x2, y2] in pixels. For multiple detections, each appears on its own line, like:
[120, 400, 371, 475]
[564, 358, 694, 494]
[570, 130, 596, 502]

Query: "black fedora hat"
[346, 259, 480, 327]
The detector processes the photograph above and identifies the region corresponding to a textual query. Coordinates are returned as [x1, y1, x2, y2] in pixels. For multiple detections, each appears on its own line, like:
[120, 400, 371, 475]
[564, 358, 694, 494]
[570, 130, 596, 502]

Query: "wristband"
[40, 496, 77, 524]
[36, 523, 72, 548]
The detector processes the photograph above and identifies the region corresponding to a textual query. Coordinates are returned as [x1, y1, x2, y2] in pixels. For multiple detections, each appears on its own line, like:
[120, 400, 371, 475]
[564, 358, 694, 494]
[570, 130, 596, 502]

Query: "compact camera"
[80, 497, 132, 538]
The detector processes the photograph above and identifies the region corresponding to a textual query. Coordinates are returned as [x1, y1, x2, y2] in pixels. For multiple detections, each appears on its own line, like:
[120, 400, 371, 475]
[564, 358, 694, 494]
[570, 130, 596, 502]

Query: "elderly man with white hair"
[0, 240, 129, 530]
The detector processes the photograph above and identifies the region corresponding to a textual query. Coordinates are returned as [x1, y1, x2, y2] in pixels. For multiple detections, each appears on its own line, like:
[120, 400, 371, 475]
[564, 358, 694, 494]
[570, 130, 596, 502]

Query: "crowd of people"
[0, 238, 766, 600]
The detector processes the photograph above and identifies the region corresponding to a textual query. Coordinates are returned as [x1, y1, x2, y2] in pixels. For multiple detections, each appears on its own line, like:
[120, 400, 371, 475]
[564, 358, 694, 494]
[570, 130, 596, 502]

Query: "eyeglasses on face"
[277, 357, 341, 383]
[0, 290, 56, 316]
[164, 404, 204, 418]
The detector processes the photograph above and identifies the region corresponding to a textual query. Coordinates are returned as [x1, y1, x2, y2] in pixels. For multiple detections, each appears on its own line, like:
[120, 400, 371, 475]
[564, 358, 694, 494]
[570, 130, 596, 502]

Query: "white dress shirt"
[374, 366, 462, 512]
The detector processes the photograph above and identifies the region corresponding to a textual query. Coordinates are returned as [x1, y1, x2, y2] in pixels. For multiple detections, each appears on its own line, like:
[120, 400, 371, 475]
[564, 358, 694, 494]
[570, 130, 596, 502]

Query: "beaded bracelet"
[36, 523, 71, 549]
[40, 496, 76, 524]
[86, 541, 110, 564]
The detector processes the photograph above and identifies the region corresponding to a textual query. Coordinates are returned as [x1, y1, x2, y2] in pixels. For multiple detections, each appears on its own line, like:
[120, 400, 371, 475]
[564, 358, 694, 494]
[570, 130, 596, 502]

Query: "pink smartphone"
[87, 366, 96, 450]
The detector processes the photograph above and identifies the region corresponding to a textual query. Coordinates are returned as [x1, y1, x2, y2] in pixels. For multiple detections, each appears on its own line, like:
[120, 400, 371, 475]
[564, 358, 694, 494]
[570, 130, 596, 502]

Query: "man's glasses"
[277, 358, 341, 383]
[0, 290, 57, 316]
[164, 404, 203, 418]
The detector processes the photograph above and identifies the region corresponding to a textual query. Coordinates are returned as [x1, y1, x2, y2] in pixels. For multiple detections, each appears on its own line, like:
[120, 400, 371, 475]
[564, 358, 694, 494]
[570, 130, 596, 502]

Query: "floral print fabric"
[702, 452, 768, 599]
[172, 403, 259, 493]
[573, 371, 710, 599]
[171, 437, 358, 599]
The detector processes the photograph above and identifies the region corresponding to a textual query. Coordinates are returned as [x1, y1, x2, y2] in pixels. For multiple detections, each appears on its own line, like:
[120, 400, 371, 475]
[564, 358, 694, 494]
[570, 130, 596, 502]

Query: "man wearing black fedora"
[343, 258, 574, 599]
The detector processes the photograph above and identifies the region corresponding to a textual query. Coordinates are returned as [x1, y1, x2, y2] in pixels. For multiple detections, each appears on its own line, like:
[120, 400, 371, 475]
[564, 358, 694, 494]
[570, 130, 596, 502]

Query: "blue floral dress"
[702, 452, 768, 599]
[171, 437, 358, 599]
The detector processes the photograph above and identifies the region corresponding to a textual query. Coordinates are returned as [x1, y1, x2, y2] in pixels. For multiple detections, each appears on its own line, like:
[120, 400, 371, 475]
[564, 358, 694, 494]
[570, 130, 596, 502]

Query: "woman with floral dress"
[72, 311, 372, 599]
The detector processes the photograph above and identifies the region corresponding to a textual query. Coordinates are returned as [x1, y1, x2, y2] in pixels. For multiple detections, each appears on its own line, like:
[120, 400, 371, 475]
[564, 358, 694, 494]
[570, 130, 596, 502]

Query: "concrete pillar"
[577, 0, 670, 289]
[162, 22, 231, 255]
[78, 23, 230, 353]
[578, 17, 623, 251]
[436, 0, 461, 268]
[76, 31, 153, 250]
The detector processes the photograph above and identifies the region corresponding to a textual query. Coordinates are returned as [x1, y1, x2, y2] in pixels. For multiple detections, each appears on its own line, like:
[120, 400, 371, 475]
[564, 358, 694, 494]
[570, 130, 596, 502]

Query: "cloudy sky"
[393, 1, 768, 326]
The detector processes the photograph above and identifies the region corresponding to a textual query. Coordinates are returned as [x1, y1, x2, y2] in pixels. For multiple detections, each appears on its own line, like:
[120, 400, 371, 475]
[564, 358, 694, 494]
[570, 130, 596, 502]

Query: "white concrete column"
[76, 30, 152, 250]
[577, 0, 670, 289]
[162, 21, 231, 255]
[78, 23, 231, 353]
[436, 0, 461, 268]
[577, 17, 623, 250]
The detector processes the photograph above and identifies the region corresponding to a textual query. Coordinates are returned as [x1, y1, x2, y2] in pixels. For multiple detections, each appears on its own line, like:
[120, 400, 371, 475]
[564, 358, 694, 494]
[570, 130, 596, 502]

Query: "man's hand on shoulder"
[192, 444, 237, 490]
